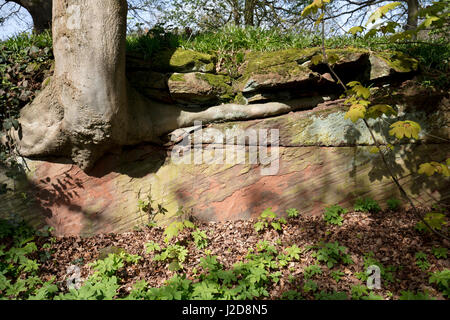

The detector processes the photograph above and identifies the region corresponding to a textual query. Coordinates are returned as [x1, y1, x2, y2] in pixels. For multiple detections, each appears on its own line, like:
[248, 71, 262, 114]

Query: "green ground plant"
[310, 241, 353, 268]
[432, 247, 448, 259]
[303, 264, 323, 279]
[254, 208, 287, 233]
[415, 252, 430, 271]
[429, 269, 450, 297]
[323, 204, 347, 226]
[286, 208, 299, 219]
[354, 198, 381, 214]
[386, 198, 401, 211]
[355, 251, 396, 284]
[399, 290, 434, 300]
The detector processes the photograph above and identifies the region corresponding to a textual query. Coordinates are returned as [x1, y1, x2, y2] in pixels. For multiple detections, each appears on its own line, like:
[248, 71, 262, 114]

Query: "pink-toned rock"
[0, 90, 448, 236]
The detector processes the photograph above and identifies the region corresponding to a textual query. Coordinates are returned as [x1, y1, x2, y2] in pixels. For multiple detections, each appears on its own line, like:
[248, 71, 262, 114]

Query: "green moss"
[169, 73, 187, 82]
[196, 72, 231, 87]
[244, 47, 319, 74]
[42, 76, 51, 88]
[195, 73, 233, 101]
[233, 92, 247, 105]
[152, 48, 216, 72]
[326, 47, 369, 62]
[264, 62, 312, 77]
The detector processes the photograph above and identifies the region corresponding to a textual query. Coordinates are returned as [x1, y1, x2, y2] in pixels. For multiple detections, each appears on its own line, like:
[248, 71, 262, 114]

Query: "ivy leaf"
[366, 2, 402, 26]
[389, 121, 421, 139]
[345, 104, 366, 123]
[423, 212, 447, 230]
[366, 104, 397, 119]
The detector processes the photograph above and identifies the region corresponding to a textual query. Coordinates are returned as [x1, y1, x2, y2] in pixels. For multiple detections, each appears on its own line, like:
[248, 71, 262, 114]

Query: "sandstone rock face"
[126, 47, 419, 107]
[1, 87, 448, 236]
[167, 73, 233, 105]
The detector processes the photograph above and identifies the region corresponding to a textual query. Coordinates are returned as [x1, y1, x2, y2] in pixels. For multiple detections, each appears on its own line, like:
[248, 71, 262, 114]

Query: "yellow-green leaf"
[366, 104, 397, 119]
[366, 2, 402, 26]
[301, 0, 322, 17]
[369, 146, 380, 154]
[422, 16, 440, 28]
[389, 120, 421, 139]
[353, 85, 371, 99]
[315, 12, 325, 26]
[348, 26, 364, 35]
[311, 54, 323, 65]
[420, 162, 450, 177]
[347, 81, 361, 88]
[327, 53, 340, 65]
[418, 162, 437, 176]
[345, 104, 366, 123]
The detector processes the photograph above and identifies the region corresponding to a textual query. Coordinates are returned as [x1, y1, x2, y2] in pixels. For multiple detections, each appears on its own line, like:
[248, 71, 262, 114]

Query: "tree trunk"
[405, 0, 419, 32]
[9, 0, 52, 33]
[244, 0, 256, 26]
[231, 0, 241, 26]
[12, 0, 312, 170]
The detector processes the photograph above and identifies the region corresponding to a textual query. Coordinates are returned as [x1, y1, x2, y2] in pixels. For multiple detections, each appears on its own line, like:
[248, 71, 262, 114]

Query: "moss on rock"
[169, 73, 187, 82]
[152, 48, 216, 73]
[244, 47, 319, 74]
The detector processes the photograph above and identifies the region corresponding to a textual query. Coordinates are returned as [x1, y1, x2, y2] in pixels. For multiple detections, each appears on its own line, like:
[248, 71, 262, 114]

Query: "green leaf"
[353, 85, 370, 99]
[345, 104, 366, 123]
[366, 2, 402, 26]
[389, 120, 421, 139]
[348, 26, 364, 35]
[422, 16, 440, 28]
[366, 104, 397, 119]
[311, 54, 323, 65]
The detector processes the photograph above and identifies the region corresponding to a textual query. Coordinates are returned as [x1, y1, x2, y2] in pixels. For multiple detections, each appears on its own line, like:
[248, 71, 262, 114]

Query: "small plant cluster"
[355, 251, 397, 285]
[354, 198, 381, 214]
[323, 205, 347, 226]
[415, 251, 430, 271]
[322, 198, 404, 227]
[0, 218, 58, 300]
[310, 241, 353, 269]
[254, 208, 287, 233]
[1, 214, 450, 300]
[137, 194, 168, 228]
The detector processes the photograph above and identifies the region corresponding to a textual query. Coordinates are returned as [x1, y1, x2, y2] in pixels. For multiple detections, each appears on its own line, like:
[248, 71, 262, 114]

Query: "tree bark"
[244, 0, 256, 26]
[405, 0, 419, 31]
[12, 0, 315, 170]
[8, 0, 52, 33]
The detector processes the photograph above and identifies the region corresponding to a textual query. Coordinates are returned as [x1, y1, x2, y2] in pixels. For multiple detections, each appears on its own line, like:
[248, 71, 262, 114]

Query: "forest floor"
[30, 208, 449, 300]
